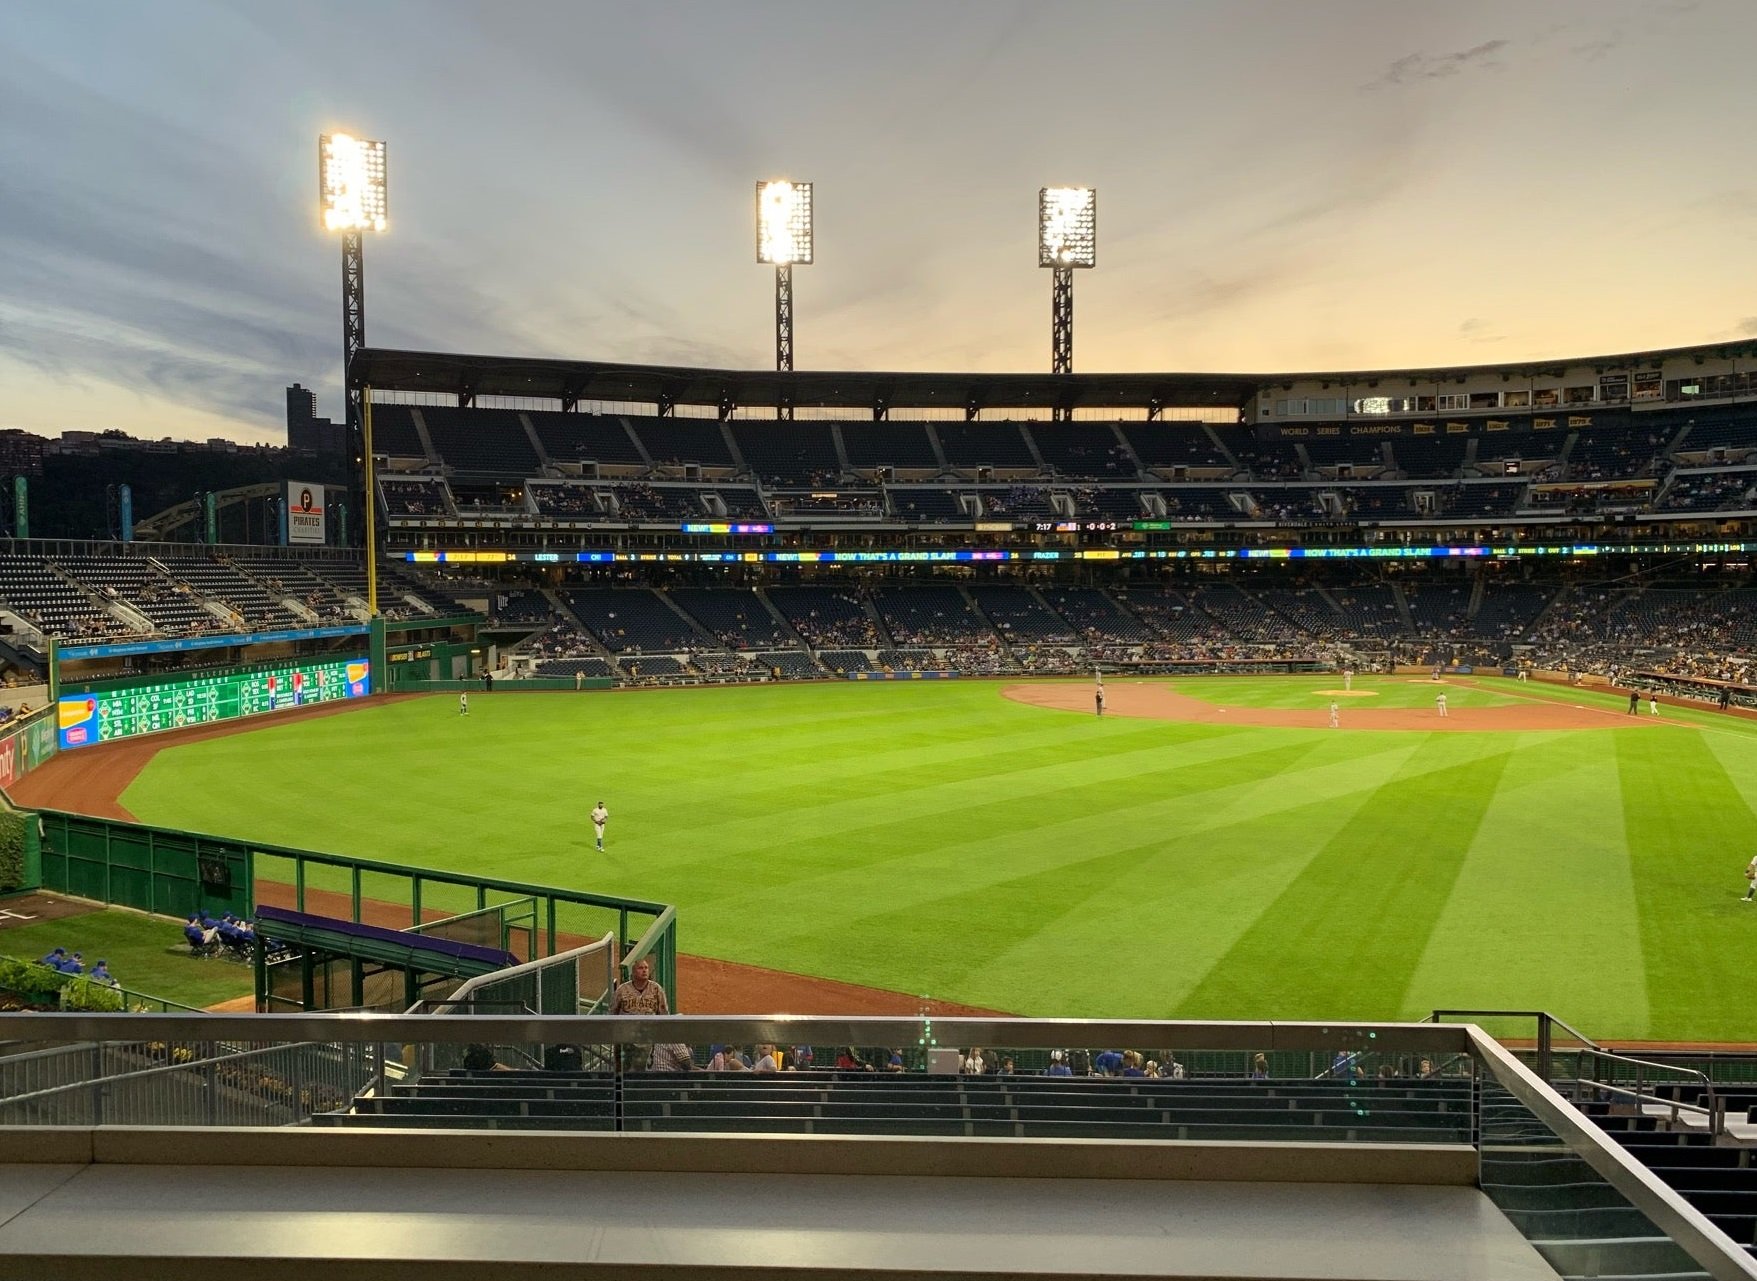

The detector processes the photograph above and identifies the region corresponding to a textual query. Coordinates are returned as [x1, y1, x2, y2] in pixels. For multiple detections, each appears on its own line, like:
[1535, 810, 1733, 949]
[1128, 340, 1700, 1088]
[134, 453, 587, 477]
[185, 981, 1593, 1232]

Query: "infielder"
[1094, 674, 1105, 718]
[1649, 695, 1660, 717]
[1435, 692, 1448, 718]
[591, 801, 609, 852]
[1329, 701, 1340, 729]
[1745, 854, 1757, 902]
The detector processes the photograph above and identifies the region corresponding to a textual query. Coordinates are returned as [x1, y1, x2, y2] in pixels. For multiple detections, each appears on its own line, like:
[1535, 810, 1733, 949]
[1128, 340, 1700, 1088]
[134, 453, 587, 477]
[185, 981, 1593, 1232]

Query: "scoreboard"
[57, 657, 371, 750]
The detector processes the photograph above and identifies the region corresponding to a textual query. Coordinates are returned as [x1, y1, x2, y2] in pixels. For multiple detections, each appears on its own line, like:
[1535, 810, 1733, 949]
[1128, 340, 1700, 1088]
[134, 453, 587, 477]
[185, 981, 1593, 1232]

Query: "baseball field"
[107, 674, 1757, 1040]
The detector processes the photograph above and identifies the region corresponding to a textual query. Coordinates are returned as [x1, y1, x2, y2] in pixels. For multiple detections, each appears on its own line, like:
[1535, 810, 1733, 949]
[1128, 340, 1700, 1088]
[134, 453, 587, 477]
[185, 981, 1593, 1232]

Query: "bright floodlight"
[756, 180, 813, 265]
[1039, 187, 1096, 268]
[320, 133, 388, 233]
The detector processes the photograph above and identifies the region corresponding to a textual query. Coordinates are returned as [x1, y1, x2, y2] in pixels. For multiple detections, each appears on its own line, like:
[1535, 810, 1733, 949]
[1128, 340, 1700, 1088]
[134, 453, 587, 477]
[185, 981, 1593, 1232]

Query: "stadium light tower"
[318, 132, 387, 612]
[756, 180, 812, 418]
[1039, 186, 1095, 420]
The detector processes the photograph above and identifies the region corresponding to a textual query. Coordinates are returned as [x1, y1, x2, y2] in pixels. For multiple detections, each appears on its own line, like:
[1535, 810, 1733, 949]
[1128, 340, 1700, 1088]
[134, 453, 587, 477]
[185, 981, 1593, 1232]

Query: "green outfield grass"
[116, 676, 1757, 1039]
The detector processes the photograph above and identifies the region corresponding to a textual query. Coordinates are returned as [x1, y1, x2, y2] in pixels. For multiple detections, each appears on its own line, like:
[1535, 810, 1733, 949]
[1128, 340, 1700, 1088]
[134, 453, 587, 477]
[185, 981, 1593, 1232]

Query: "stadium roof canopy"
[350, 338, 1757, 416]
[349, 348, 1257, 413]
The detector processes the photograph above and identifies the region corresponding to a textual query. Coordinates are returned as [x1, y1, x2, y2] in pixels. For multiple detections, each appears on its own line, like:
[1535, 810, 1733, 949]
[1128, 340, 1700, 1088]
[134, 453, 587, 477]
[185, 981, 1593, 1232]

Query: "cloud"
[1458, 318, 1505, 345]
[1364, 40, 1509, 91]
[1570, 34, 1622, 61]
[1736, 317, 1757, 338]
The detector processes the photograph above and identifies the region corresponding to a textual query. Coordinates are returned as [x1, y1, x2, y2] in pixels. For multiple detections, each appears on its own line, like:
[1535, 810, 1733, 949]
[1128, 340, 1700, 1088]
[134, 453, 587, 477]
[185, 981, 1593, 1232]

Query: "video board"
[57, 657, 370, 750]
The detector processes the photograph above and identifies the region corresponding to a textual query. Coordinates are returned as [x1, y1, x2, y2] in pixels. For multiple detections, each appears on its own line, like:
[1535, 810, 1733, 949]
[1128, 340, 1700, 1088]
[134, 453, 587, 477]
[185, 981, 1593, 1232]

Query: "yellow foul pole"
[363, 385, 377, 617]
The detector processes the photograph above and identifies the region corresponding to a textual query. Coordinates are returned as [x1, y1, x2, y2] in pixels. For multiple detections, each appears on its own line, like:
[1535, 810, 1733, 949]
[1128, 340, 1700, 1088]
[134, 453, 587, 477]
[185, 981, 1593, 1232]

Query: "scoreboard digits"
[57, 657, 371, 750]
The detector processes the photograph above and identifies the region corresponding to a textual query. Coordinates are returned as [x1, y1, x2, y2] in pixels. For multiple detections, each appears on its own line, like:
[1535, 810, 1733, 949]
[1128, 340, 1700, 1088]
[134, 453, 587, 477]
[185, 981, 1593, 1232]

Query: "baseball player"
[1094, 673, 1105, 717]
[591, 801, 609, 852]
[1435, 692, 1448, 718]
[1649, 694, 1660, 717]
[1744, 854, 1757, 902]
[1343, 669, 1353, 692]
[458, 692, 469, 717]
[1329, 701, 1340, 729]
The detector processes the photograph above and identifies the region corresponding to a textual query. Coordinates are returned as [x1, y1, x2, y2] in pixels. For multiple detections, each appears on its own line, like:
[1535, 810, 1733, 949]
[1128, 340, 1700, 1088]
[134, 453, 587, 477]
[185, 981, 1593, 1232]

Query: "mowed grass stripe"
[681, 735, 1371, 947]
[1403, 732, 1649, 1036]
[1174, 737, 1515, 1022]
[921, 736, 1435, 1016]
[1617, 731, 1757, 1042]
[636, 730, 1334, 881]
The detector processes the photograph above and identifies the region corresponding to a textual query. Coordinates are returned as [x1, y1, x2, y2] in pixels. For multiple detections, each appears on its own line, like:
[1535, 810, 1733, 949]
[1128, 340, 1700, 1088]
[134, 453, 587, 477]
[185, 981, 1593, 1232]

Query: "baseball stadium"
[9, 40, 1757, 1281]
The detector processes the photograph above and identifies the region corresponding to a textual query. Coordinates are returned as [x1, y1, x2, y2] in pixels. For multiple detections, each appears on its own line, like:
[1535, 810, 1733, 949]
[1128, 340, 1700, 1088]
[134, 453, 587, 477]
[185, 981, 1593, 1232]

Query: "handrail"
[1579, 1046, 1721, 1135]
[1584, 1079, 1718, 1131]
[1467, 1025, 1757, 1281]
[417, 933, 616, 1016]
[1429, 1008, 1603, 1049]
[0, 1011, 1475, 1051]
[618, 903, 675, 978]
[0, 1038, 370, 1111]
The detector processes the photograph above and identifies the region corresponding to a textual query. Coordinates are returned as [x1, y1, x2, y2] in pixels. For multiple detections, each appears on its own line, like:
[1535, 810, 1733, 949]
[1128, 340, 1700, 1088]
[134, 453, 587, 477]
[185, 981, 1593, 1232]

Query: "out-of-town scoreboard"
[57, 658, 370, 749]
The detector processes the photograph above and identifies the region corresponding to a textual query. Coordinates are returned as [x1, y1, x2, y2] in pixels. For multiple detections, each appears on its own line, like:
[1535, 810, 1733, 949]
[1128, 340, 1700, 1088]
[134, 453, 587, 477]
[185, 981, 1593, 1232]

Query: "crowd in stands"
[769, 492, 884, 517]
[611, 483, 699, 521]
[490, 573, 1757, 695]
[379, 479, 452, 516]
[616, 1042, 1207, 1078]
[528, 485, 601, 517]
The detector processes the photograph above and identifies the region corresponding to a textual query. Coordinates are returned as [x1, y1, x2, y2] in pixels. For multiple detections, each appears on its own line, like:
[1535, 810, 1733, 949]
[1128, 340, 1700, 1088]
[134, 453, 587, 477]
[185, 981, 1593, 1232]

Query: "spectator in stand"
[462, 1044, 513, 1072]
[610, 957, 668, 1016]
[648, 1042, 695, 1072]
[609, 956, 670, 1071]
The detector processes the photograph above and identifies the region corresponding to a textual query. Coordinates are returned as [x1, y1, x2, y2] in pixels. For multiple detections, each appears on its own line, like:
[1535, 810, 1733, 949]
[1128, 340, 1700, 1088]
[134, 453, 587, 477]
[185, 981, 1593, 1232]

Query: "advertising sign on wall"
[285, 482, 326, 545]
[58, 657, 370, 750]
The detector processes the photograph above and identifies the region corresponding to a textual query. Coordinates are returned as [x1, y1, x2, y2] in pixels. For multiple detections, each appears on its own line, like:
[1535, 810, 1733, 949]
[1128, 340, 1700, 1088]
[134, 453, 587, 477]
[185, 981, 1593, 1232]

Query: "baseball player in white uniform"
[1329, 701, 1340, 729]
[1435, 692, 1448, 718]
[591, 801, 609, 851]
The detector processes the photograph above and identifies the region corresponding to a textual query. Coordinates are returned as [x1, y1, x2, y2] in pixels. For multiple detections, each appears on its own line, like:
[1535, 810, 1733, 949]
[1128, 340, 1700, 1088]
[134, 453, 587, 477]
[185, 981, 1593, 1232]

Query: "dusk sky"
[2, 0, 1753, 444]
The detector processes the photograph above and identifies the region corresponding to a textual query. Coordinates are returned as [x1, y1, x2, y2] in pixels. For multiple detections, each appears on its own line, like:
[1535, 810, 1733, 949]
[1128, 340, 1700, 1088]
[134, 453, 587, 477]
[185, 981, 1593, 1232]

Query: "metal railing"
[1431, 1007, 1725, 1135]
[0, 1011, 1752, 1281]
[411, 933, 619, 1076]
[1429, 1007, 1602, 1080]
[0, 1036, 380, 1127]
[1579, 1047, 1723, 1133]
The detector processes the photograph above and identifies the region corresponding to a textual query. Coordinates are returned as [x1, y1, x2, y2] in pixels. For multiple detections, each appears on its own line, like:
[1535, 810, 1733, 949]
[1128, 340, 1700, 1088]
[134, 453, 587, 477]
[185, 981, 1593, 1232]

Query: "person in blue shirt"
[1045, 1049, 1073, 1077]
[57, 952, 84, 974]
[37, 947, 67, 968]
[1093, 1049, 1124, 1076]
[88, 961, 117, 987]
